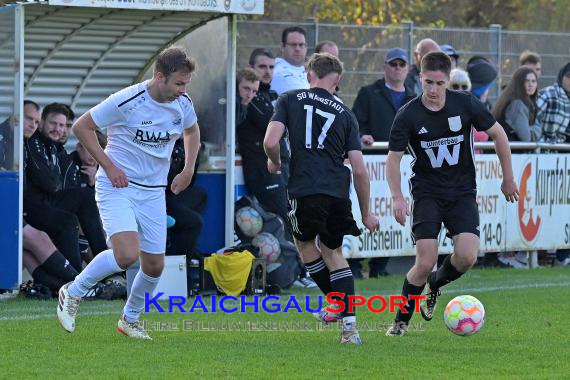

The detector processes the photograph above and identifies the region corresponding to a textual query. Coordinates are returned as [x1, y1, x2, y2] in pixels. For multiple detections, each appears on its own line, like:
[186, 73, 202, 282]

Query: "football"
[235, 206, 263, 237]
[443, 295, 485, 336]
[252, 232, 281, 264]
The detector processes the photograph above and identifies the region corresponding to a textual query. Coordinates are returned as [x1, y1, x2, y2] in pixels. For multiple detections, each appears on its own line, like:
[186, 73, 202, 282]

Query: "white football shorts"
[95, 180, 166, 254]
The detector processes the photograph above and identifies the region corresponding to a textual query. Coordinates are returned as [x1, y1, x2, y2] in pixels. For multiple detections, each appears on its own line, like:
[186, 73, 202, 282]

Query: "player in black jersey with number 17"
[385, 52, 519, 336]
[264, 53, 380, 345]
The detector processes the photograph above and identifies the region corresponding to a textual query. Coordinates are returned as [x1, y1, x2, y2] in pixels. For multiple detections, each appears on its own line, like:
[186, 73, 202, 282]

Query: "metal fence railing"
[237, 20, 570, 108]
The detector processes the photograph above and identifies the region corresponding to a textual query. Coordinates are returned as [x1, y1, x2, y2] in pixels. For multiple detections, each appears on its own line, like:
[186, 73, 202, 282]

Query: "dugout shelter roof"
[5, 0, 263, 116]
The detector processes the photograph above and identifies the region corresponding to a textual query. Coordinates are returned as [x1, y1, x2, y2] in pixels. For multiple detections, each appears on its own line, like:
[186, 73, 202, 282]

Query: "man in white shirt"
[57, 48, 201, 340]
[271, 26, 310, 95]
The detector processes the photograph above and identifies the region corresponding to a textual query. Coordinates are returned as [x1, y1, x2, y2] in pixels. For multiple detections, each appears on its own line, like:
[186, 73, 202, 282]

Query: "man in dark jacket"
[353, 47, 415, 145]
[352, 48, 415, 277]
[237, 48, 291, 235]
[25, 103, 107, 266]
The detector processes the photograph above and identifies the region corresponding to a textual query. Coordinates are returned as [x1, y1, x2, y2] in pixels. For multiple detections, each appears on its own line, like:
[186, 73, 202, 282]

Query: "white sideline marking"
[1, 281, 569, 322]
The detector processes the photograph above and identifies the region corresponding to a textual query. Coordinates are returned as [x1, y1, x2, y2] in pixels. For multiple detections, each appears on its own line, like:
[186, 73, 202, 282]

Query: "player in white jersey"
[57, 48, 201, 339]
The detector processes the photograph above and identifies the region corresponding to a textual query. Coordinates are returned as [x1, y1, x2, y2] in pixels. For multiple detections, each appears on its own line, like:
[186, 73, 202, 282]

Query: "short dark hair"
[421, 51, 452, 76]
[306, 53, 343, 79]
[237, 67, 259, 83]
[63, 104, 75, 121]
[519, 50, 541, 66]
[24, 100, 40, 112]
[154, 47, 196, 78]
[249, 48, 274, 66]
[281, 26, 306, 45]
[315, 40, 337, 54]
[41, 103, 70, 121]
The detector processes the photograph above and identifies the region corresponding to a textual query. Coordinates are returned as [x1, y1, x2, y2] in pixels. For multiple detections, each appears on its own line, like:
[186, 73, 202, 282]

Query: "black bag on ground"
[235, 195, 299, 289]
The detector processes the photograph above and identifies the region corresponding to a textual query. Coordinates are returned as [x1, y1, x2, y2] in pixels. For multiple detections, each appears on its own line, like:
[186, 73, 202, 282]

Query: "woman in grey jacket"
[492, 66, 542, 142]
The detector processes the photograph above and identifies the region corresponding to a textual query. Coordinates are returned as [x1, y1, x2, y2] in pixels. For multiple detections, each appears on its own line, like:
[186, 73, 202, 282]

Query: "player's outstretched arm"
[485, 122, 519, 203]
[347, 150, 379, 232]
[72, 112, 128, 188]
[171, 124, 200, 195]
[263, 121, 285, 174]
[386, 150, 408, 226]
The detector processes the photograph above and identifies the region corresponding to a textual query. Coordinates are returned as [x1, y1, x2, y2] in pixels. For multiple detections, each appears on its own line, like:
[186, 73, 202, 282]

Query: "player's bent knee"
[115, 251, 140, 269]
[416, 260, 437, 277]
[140, 254, 164, 277]
[455, 253, 477, 270]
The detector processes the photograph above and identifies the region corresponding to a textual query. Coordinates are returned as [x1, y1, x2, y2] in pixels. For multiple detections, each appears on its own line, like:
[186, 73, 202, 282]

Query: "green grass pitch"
[1, 268, 570, 379]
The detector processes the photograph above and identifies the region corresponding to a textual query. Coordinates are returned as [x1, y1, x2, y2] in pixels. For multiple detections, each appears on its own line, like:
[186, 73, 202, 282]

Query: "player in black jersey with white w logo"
[264, 53, 379, 345]
[385, 52, 519, 336]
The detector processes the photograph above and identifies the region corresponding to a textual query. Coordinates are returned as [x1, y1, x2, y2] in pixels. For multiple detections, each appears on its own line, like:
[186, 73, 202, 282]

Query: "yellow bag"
[204, 250, 255, 296]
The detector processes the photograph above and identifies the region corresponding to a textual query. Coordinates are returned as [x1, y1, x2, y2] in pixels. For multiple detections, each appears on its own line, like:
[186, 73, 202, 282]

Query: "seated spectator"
[57, 105, 76, 150]
[60, 130, 107, 189]
[22, 222, 79, 294]
[24, 103, 107, 267]
[23, 101, 82, 271]
[467, 56, 498, 110]
[492, 67, 541, 142]
[165, 138, 207, 257]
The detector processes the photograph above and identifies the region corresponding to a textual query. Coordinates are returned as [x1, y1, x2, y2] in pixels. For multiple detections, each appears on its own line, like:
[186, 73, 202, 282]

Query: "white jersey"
[270, 57, 310, 95]
[91, 80, 197, 188]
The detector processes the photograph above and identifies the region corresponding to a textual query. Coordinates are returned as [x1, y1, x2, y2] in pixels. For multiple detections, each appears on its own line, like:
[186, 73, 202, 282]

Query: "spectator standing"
[519, 50, 542, 78]
[352, 47, 415, 278]
[271, 26, 310, 95]
[441, 44, 460, 69]
[467, 56, 498, 110]
[492, 67, 542, 142]
[405, 38, 440, 96]
[536, 62, 570, 267]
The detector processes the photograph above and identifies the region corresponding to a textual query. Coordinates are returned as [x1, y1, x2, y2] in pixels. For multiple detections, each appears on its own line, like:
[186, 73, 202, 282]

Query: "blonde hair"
[449, 69, 472, 91]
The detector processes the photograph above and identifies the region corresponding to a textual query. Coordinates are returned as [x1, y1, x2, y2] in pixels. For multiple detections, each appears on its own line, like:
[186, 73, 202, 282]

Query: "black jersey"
[271, 87, 361, 199]
[389, 90, 495, 199]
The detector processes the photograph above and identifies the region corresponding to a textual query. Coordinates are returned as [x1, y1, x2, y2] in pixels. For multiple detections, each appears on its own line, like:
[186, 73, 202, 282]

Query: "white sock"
[342, 316, 357, 330]
[123, 269, 160, 323]
[68, 249, 122, 298]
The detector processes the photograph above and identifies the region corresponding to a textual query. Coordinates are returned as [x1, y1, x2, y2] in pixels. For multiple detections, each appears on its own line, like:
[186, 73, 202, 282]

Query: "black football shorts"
[411, 194, 480, 243]
[288, 194, 361, 249]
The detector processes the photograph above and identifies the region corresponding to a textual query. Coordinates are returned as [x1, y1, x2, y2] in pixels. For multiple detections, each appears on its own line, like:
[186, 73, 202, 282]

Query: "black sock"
[395, 278, 425, 324]
[305, 258, 331, 294]
[330, 268, 355, 317]
[40, 250, 80, 282]
[430, 255, 464, 290]
[32, 267, 66, 292]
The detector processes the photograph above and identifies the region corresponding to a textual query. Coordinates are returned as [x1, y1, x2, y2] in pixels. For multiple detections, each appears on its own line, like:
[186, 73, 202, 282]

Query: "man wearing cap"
[352, 47, 415, 277]
[353, 47, 415, 145]
[441, 44, 459, 69]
